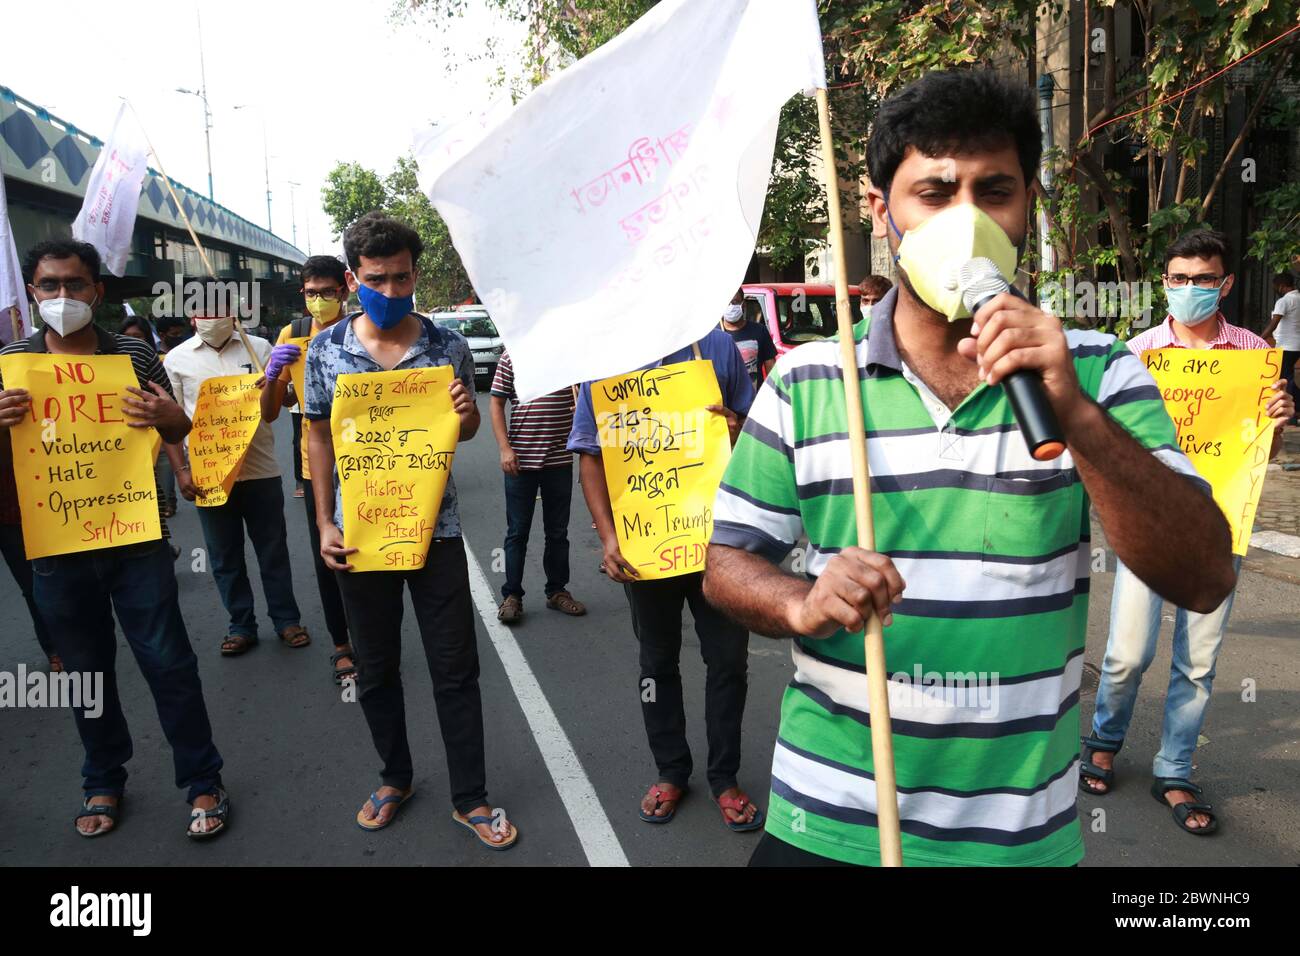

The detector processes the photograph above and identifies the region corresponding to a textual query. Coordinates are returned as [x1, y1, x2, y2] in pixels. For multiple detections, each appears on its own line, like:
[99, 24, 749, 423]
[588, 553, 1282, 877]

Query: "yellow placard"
[329, 365, 460, 572]
[592, 359, 731, 580]
[188, 373, 265, 508]
[285, 335, 311, 405]
[1142, 348, 1281, 555]
[0, 353, 161, 559]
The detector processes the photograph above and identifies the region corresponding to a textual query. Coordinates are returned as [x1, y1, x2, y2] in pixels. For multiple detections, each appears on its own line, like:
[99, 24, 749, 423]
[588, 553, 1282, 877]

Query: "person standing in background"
[489, 347, 585, 625]
[260, 255, 356, 684]
[1263, 271, 1299, 425]
[719, 288, 776, 388]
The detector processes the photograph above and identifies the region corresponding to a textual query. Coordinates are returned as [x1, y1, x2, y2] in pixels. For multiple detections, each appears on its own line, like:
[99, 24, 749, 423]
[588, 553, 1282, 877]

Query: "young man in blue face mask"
[700, 70, 1238, 867]
[303, 212, 518, 849]
[1081, 229, 1293, 835]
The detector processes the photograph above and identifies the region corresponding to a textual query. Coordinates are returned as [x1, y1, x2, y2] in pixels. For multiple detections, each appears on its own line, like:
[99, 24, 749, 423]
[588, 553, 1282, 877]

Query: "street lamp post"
[286, 180, 300, 248]
[176, 12, 214, 200]
[233, 104, 272, 232]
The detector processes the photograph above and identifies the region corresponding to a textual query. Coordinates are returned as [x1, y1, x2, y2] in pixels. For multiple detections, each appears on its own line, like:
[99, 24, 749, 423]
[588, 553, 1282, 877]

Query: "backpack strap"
[291, 316, 312, 338]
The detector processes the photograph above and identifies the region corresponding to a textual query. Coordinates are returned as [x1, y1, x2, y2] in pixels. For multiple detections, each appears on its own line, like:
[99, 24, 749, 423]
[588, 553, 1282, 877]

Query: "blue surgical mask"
[355, 282, 413, 330]
[1165, 284, 1223, 327]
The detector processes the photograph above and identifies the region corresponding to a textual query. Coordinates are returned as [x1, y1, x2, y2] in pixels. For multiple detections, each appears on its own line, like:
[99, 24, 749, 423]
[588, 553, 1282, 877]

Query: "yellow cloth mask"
[306, 296, 342, 326]
[894, 204, 1020, 321]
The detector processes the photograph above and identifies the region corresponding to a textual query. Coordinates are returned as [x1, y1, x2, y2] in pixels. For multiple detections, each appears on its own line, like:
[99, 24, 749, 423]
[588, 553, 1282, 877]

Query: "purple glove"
[265, 343, 302, 382]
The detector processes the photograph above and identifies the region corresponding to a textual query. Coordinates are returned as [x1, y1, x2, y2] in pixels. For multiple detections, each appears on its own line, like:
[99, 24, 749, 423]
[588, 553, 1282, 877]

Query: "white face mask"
[194, 318, 234, 348]
[722, 304, 744, 324]
[37, 297, 95, 337]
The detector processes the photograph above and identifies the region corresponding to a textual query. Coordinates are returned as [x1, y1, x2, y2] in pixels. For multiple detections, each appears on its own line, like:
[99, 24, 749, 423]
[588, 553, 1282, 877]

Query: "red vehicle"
[741, 283, 864, 357]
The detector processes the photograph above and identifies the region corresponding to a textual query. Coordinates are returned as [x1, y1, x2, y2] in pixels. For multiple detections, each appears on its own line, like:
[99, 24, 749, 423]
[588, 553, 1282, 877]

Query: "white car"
[431, 309, 503, 385]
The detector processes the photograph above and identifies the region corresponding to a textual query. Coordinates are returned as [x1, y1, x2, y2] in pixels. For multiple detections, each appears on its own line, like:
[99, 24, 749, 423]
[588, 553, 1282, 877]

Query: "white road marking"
[463, 540, 630, 867]
[1250, 530, 1300, 559]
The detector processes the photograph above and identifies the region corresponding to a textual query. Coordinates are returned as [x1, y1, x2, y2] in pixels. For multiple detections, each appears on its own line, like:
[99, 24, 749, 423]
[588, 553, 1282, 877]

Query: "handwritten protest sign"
[1143, 348, 1281, 555]
[329, 365, 460, 572]
[188, 374, 264, 508]
[0, 353, 160, 558]
[592, 359, 730, 580]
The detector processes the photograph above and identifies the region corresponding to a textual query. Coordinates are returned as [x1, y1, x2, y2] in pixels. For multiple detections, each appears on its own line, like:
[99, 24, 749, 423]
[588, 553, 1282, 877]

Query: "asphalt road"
[1, 395, 1297, 866]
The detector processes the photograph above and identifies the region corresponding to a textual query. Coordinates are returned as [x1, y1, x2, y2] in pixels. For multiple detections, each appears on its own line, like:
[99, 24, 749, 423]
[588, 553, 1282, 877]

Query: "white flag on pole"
[0, 165, 32, 344]
[414, 0, 826, 401]
[72, 102, 149, 277]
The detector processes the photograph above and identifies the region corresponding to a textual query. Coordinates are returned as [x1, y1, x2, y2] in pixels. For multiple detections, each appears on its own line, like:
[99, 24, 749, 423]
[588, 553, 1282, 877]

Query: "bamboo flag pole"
[9, 306, 20, 343]
[815, 87, 903, 867]
[127, 104, 265, 376]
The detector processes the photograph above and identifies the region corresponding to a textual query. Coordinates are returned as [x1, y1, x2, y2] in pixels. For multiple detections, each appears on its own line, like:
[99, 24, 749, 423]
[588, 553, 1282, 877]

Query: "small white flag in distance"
[414, 0, 826, 402]
[72, 102, 149, 277]
[0, 166, 32, 344]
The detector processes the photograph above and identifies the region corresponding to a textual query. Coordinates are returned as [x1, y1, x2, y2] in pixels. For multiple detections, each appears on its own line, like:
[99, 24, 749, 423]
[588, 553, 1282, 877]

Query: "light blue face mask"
[1165, 283, 1224, 327]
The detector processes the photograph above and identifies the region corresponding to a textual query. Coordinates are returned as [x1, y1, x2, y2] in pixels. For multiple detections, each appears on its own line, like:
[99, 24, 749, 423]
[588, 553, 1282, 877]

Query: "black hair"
[121, 315, 152, 336]
[24, 237, 101, 283]
[1275, 272, 1295, 289]
[867, 70, 1042, 193]
[343, 212, 423, 271]
[300, 255, 347, 286]
[1163, 229, 1233, 273]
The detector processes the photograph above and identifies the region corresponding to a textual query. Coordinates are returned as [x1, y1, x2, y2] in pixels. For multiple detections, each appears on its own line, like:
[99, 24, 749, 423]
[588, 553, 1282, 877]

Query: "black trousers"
[302, 478, 350, 646]
[334, 537, 488, 814]
[1282, 350, 1299, 418]
[623, 571, 749, 796]
[291, 412, 304, 483]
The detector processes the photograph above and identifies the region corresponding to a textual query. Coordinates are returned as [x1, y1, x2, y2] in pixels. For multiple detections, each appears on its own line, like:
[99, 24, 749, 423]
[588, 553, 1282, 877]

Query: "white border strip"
[463, 540, 629, 867]
[1250, 530, 1300, 559]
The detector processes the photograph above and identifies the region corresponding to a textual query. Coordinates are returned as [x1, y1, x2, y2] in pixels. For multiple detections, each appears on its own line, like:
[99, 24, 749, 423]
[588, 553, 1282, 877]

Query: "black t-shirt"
[721, 320, 777, 386]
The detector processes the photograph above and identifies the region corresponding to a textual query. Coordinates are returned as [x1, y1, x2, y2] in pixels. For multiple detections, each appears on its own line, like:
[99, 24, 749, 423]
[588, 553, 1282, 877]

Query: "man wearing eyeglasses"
[260, 255, 356, 685]
[1081, 229, 1294, 837]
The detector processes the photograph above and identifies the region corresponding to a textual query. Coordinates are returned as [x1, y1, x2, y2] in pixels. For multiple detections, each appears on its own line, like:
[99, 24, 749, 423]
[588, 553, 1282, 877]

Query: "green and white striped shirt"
[711, 287, 1205, 866]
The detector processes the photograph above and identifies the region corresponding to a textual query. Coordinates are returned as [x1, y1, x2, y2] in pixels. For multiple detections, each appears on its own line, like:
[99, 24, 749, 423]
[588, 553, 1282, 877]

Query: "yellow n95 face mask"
[306, 296, 342, 326]
[893, 203, 1020, 321]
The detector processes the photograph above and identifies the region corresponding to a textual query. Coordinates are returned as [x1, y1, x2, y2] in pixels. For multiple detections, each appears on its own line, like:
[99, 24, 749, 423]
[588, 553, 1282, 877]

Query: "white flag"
[0, 166, 31, 344]
[415, 0, 825, 401]
[72, 103, 149, 277]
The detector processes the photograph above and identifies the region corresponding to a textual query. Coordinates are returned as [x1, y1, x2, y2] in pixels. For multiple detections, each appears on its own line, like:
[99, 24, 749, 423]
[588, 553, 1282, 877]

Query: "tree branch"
[1197, 48, 1294, 221]
[1077, 153, 1140, 281]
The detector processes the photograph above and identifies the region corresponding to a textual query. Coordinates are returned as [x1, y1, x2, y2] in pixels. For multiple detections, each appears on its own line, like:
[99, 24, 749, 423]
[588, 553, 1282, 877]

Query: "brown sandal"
[279, 624, 311, 648]
[220, 634, 258, 656]
[546, 591, 587, 616]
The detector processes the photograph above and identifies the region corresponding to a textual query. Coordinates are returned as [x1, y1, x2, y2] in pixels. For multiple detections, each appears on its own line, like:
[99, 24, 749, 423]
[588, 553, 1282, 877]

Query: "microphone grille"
[959, 257, 1010, 312]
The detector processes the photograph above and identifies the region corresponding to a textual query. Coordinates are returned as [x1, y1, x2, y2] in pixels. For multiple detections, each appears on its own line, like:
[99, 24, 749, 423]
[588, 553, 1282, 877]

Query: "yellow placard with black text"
[592, 359, 731, 580]
[0, 353, 160, 558]
[188, 374, 264, 508]
[329, 365, 460, 572]
[1142, 347, 1281, 555]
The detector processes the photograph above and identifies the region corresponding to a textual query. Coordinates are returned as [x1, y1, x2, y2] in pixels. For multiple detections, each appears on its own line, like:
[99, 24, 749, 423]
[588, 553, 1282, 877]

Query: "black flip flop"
[330, 647, 357, 685]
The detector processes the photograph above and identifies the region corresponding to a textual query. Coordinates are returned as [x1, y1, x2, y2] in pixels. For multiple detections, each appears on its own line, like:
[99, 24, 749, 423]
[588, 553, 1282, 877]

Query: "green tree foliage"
[321, 156, 473, 311]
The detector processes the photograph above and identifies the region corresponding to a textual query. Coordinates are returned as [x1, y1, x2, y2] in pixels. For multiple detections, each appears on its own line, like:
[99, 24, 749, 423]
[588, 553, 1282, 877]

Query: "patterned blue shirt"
[303, 312, 475, 538]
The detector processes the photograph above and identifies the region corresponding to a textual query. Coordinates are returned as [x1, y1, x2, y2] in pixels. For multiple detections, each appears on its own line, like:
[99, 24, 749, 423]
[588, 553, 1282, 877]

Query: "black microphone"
[959, 258, 1066, 462]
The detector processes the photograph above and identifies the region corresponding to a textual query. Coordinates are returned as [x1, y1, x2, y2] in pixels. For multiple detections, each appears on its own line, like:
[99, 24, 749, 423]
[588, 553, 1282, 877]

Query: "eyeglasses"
[303, 289, 343, 300]
[1163, 273, 1225, 289]
[33, 279, 91, 294]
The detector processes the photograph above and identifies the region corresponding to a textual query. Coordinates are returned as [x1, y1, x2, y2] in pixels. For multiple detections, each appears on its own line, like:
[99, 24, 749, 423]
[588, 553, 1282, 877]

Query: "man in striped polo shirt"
[0, 238, 229, 839]
[490, 347, 585, 623]
[701, 70, 1236, 866]
[1081, 230, 1294, 835]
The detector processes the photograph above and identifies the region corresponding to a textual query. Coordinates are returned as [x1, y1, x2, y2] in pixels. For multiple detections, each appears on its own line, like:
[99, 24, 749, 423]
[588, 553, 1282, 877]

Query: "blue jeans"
[31, 539, 223, 801]
[502, 466, 572, 600]
[195, 475, 300, 639]
[1092, 556, 1242, 779]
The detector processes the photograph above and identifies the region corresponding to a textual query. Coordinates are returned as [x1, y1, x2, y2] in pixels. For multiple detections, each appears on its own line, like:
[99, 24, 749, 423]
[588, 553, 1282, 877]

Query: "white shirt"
[164, 331, 280, 482]
[1272, 289, 1300, 351]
